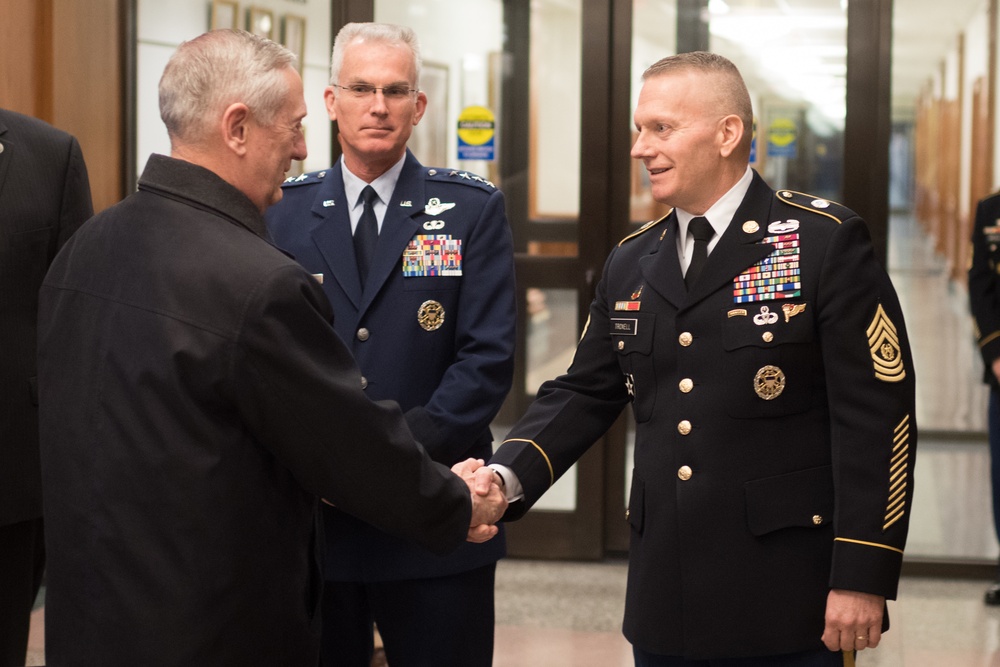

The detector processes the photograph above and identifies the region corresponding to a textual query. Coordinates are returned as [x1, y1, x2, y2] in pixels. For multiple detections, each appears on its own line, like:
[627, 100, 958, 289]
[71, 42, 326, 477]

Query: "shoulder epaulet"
[618, 213, 670, 247]
[281, 169, 330, 188]
[774, 189, 855, 225]
[424, 167, 497, 192]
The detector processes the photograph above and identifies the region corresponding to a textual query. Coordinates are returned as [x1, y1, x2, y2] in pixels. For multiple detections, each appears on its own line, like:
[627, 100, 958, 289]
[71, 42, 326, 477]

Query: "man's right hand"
[452, 458, 508, 543]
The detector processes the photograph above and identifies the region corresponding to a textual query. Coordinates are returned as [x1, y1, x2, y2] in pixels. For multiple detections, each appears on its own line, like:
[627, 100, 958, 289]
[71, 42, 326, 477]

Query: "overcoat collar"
[0, 116, 12, 203]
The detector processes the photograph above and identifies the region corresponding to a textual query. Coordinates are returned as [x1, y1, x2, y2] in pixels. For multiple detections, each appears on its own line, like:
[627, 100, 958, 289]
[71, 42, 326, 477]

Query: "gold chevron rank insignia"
[867, 303, 905, 382]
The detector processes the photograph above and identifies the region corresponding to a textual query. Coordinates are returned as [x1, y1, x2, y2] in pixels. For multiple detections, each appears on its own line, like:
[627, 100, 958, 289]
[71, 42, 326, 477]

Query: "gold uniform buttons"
[677, 420, 692, 435]
[360, 376, 369, 390]
[678, 466, 693, 481]
[357, 327, 370, 342]
[679, 378, 694, 393]
[679, 332, 693, 346]
[812, 515, 824, 525]
[762, 331, 774, 343]
[618, 340, 625, 350]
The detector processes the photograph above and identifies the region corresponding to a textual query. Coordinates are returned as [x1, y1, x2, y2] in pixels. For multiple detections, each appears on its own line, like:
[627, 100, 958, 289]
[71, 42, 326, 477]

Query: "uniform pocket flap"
[745, 464, 833, 536]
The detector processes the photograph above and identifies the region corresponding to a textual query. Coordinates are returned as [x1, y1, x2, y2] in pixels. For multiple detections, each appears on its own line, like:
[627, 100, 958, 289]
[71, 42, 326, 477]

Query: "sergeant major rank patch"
[867, 303, 906, 382]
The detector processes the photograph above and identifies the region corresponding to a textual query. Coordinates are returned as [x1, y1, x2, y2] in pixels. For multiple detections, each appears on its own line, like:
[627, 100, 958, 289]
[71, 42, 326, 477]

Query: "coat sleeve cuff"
[829, 537, 904, 600]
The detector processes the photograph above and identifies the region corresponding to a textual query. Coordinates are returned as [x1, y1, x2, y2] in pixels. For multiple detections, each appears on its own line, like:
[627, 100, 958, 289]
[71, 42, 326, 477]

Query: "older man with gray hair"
[37, 29, 505, 667]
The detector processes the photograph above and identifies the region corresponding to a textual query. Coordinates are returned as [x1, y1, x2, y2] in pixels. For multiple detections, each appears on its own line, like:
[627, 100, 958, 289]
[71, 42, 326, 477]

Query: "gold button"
[679, 378, 694, 393]
[742, 220, 759, 234]
[357, 327, 370, 341]
[678, 466, 693, 481]
[812, 515, 823, 525]
[625, 509, 630, 520]
[679, 332, 693, 347]
[762, 331, 774, 343]
[618, 340, 625, 350]
[360, 376, 368, 390]
[678, 420, 692, 435]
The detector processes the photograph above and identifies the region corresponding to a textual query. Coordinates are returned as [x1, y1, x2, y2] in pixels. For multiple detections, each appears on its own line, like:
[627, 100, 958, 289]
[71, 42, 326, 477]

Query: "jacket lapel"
[358, 154, 423, 314]
[308, 163, 363, 308]
[682, 172, 777, 307]
[640, 212, 687, 309]
[0, 118, 11, 202]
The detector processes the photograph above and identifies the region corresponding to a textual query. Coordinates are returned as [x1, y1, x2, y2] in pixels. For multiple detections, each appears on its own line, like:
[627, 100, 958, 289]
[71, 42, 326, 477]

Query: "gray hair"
[643, 51, 753, 153]
[329, 23, 422, 87]
[159, 29, 297, 144]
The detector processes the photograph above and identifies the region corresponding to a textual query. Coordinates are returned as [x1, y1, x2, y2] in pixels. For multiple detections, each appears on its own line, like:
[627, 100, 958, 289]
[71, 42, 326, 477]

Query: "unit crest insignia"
[866, 303, 906, 382]
[754, 365, 785, 400]
[418, 300, 445, 331]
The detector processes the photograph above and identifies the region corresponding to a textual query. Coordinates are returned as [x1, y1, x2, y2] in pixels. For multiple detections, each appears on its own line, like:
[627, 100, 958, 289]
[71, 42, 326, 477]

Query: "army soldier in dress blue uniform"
[968, 191, 1000, 605]
[266, 23, 515, 667]
[483, 52, 915, 666]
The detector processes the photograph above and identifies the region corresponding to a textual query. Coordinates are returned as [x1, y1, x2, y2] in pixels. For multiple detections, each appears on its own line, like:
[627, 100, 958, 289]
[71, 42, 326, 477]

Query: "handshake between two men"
[453, 458, 508, 543]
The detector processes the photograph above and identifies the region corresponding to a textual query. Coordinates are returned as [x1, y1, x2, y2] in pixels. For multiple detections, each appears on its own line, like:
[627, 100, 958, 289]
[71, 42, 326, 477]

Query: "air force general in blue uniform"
[266, 149, 515, 664]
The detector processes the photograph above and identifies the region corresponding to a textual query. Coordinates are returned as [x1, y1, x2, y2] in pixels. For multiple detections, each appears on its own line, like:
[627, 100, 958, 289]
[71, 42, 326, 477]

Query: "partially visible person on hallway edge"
[0, 108, 92, 667]
[36, 29, 505, 667]
[967, 191, 1000, 606]
[266, 22, 515, 667]
[481, 51, 916, 666]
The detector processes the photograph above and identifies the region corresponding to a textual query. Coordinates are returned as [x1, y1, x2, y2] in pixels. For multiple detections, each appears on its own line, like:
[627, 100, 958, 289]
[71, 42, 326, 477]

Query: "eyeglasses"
[333, 83, 418, 101]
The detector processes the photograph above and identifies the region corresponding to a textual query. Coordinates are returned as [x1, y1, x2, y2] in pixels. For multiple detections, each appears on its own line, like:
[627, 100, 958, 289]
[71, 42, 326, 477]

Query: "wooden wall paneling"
[51, 0, 124, 214]
[0, 1, 51, 119]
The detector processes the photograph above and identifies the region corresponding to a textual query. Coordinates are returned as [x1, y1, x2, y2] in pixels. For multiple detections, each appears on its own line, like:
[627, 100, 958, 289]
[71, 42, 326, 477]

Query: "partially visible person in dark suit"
[968, 191, 1000, 605]
[0, 107, 92, 667]
[266, 22, 515, 667]
[36, 29, 505, 667]
[479, 51, 916, 666]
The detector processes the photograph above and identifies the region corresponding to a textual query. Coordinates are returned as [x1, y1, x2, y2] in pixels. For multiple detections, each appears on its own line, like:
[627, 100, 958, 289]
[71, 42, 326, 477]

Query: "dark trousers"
[0, 518, 45, 667]
[633, 646, 855, 667]
[320, 563, 495, 667]
[989, 389, 1000, 546]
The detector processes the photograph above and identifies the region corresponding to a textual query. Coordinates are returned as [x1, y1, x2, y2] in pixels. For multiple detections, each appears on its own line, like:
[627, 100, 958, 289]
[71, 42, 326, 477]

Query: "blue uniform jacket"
[267, 150, 515, 580]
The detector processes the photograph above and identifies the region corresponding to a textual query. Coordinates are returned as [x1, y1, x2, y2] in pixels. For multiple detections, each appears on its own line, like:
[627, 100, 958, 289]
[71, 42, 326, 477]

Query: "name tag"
[611, 318, 638, 335]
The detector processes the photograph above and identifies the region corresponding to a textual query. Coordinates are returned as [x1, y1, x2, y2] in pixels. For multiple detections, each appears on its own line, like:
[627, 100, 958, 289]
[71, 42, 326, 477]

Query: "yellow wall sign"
[767, 116, 797, 158]
[457, 106, 495, 160]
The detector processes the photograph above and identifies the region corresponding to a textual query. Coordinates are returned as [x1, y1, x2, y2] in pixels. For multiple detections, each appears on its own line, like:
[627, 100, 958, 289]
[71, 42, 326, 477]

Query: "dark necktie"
[354, 185, 379, 284]
[684, 216, 714, 289]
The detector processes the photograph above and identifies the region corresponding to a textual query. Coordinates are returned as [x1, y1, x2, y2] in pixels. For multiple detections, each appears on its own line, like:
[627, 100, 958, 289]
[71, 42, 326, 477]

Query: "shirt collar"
[676, 165, 753, 240]
[341, 153, 407, 209]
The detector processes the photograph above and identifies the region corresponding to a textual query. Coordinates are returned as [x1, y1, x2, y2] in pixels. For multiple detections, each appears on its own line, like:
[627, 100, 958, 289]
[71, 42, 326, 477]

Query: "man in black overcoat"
[36, 29, 505, 667]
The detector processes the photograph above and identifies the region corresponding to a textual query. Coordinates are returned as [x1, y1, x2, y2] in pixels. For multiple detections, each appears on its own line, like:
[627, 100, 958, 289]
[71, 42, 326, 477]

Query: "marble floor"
[22, 212, 1000, 665]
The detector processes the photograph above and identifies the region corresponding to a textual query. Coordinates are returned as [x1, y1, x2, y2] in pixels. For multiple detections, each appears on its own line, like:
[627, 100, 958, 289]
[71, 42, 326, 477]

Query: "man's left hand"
[821, 589, 885, 651]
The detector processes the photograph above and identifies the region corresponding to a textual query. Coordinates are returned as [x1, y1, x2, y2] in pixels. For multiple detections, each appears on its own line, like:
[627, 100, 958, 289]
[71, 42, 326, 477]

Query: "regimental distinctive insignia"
[625, 373, 635, 400]
[631, 286, 643, 300]
[424, 197, 456, 215]
[402, 235, 463, 276]
[417, 300, 445, 331]
[752, 305, 779, 325]
[867, 303, 906, 382]
[782, 303, 806, 322]
[733, 233, 802, 303]
[884, 414, 911, 531]
[753, 365, 785, 400]
[768, 219, 800, 234]
[423, 219, 446, 230]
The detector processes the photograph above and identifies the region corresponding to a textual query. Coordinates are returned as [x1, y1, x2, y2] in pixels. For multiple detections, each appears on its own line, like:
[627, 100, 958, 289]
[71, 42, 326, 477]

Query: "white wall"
[136, 0, 331, 177]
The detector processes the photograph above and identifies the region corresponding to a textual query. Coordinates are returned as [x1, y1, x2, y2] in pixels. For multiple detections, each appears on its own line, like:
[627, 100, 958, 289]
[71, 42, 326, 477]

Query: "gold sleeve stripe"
[834, 537, 904, 555]
[979, 330, 1000, 348]
[500, 438, 555, 487]
[884, 414, 911, 531]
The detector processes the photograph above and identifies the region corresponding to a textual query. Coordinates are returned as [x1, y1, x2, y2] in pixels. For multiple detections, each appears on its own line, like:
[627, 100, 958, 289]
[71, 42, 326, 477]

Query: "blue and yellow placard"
[457, 106, 495, 161]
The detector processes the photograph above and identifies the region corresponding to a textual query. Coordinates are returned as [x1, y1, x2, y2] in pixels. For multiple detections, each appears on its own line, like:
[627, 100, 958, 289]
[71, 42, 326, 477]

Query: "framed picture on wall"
[248, 7, 274, 40]
[210, 0, 239, 30]
[410, 62, 449, 168]
[282, 15, 306, 72]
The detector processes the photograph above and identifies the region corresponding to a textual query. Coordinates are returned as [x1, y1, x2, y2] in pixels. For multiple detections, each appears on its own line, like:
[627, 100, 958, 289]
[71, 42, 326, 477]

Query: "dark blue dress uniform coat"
[491, 171, 916, 659]
[267, 150, 515, 581]
[36, 155, 474, 666]
[969, 191, 1000, 387]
